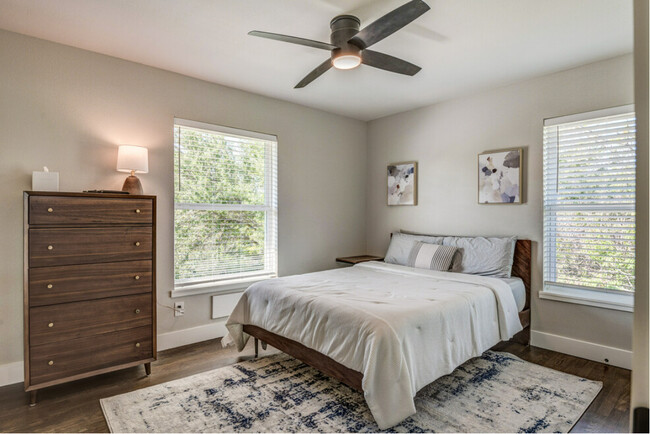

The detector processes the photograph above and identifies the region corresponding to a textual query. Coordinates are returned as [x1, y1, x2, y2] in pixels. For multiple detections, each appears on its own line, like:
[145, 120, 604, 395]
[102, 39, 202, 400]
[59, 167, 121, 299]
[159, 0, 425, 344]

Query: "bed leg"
[254, 337, 259, 358]
[261, 341, 267, 350]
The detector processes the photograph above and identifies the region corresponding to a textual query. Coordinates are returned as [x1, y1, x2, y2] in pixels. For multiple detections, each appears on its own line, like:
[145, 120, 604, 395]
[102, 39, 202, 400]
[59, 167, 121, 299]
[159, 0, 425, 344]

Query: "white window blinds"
[543, 106, 636, 293]
[173, 119, 278, 287]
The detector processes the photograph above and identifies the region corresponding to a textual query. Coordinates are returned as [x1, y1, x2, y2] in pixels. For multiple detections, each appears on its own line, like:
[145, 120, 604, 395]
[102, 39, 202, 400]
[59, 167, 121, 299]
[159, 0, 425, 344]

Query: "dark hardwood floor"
[0, 339, 630, 433]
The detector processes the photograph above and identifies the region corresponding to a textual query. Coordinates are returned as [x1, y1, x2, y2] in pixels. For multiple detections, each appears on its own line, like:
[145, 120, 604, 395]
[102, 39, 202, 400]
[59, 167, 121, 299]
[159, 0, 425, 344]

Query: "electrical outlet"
[174, 301, 185, 317]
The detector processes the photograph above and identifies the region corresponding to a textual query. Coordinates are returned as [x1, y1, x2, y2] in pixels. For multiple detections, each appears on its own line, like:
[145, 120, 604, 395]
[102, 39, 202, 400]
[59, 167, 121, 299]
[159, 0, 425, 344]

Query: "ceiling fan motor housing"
[330, 15, 362, 66]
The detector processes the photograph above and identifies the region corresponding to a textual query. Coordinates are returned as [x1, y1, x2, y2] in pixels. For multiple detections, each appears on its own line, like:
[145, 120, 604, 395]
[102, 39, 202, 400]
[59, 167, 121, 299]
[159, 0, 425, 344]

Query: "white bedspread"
[223, 262, 522, 429]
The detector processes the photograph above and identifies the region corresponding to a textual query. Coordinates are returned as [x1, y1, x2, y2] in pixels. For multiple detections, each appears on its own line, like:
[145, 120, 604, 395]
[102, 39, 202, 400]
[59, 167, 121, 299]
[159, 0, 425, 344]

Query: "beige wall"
[366, 55, 635, 352]
[0, 30, 367, 367]
[632, 0, 649, 420]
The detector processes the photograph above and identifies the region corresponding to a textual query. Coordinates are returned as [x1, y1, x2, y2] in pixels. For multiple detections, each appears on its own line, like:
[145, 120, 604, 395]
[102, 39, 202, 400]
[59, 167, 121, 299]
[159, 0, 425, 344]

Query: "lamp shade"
[117, 145, 148, 173]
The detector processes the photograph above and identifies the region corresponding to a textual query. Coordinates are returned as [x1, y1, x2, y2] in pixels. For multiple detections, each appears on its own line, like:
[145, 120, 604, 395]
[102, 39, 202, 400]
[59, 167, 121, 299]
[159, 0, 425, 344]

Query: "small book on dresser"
[23, 191, 157, 405]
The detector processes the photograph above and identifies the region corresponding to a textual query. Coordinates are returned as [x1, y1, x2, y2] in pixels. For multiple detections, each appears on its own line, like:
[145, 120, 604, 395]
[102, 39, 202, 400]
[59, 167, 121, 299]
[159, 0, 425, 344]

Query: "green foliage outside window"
[174, 126, 271, 282]
[544, 112, 636, 293]
[553, 212, 635, 292]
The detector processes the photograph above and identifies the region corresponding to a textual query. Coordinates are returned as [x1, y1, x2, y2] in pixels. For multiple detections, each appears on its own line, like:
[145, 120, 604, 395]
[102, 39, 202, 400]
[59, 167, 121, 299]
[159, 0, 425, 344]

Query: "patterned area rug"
[101, 351, 601, 433]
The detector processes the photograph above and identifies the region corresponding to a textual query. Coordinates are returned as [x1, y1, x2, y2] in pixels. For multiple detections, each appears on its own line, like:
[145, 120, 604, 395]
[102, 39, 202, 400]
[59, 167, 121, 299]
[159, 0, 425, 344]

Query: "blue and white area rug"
[101, 351, 601, 433]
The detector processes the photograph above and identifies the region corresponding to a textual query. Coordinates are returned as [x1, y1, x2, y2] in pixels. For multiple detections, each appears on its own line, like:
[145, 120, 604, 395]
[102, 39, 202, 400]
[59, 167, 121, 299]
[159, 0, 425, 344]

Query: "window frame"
[171, 118, 278, 297]
[541, 104, 636, 312]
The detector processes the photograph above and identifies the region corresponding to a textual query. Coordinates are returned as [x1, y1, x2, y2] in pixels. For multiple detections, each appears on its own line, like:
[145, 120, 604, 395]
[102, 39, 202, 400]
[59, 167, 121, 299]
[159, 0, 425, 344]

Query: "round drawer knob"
[48, 360, 54, 366]
[48, 322, 54, 328]
[47, 284, 53, 289]
[135, 308, 141, 314]
[47, 245, 53, 250]
[134, 241, 140, 247]
[135, 342, 141, 348]
[135, 209, 141, 214]
[47, 208, 53, 213]
[134, 275, 140, 280]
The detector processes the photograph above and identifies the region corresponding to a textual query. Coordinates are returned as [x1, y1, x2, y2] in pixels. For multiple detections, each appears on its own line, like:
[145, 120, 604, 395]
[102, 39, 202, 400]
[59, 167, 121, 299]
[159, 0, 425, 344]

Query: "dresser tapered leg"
[144, 363, 151, 376]
[29, 390, 37, 406]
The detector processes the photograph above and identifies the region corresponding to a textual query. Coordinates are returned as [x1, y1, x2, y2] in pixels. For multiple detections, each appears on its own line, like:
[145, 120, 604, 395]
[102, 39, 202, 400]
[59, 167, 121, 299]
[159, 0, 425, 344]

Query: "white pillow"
[408, 242, 456, 271]
[442, 236, 517, 278]
[384, 232, 418, 266]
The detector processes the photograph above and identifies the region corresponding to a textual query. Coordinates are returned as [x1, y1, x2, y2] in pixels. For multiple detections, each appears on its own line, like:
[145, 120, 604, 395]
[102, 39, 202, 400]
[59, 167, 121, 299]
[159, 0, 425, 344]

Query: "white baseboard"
[157, 320, 228, 351]
[530, 330, 632, 369]
[0, 322, 230, 388]
[0, 361, 23, 387]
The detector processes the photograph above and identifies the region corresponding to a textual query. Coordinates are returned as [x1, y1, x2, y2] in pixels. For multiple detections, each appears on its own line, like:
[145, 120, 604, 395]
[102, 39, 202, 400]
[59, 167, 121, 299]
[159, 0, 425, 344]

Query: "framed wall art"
[478, 148, 522, 204]
[387, 161, 417, 206]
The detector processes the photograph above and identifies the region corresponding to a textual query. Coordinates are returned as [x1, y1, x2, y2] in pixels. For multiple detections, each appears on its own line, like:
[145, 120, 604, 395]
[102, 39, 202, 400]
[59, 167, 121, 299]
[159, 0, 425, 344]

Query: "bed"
[224, 239, 531, 429]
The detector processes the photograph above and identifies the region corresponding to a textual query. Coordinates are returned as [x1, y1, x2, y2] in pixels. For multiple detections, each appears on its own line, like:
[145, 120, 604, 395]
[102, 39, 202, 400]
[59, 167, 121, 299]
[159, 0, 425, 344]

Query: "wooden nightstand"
[336, 255, 384, 265]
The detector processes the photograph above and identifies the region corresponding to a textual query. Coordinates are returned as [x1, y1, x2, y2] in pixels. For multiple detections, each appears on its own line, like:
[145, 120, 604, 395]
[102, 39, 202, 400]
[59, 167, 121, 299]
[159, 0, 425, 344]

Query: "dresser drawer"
[30, 326, 153, 386]
[30, 293, 152, 346]
[29, 196, 153, 225]
[29, 260, 152, 306]
[29, 227, 152, 267]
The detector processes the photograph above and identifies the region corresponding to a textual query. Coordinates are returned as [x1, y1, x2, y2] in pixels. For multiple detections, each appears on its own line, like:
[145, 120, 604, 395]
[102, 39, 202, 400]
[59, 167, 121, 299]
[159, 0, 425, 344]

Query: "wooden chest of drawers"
[23, 192, 156, 404]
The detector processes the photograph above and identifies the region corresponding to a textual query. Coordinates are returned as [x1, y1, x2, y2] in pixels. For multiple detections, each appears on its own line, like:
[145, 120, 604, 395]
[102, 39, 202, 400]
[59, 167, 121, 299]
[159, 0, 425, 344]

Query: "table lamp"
[117, 145, 148, 195]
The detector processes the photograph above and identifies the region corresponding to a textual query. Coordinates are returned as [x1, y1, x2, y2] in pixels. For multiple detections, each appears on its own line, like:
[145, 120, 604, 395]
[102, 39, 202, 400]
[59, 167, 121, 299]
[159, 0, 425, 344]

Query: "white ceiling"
[0, 0, 633, 121]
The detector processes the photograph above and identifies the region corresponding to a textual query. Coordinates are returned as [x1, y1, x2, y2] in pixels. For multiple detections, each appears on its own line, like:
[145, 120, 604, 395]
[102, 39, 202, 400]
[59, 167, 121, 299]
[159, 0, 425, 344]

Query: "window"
[542, 105, 635, 309]
[173, 118, 278, 293]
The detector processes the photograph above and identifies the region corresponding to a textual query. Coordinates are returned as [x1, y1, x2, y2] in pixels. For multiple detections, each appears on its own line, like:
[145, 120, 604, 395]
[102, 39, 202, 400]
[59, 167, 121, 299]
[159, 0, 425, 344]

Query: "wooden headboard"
[511, 239, 531, 310]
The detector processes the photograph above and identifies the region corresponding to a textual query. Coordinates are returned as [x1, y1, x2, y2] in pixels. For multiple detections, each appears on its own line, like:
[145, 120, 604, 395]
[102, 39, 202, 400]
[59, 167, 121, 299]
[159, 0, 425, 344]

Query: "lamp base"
[122, 175, 143, 195]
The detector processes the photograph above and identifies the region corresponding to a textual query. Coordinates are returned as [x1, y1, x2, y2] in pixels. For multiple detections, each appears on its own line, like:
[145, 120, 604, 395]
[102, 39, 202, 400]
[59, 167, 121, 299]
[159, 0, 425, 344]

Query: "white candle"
[32, 167, 59, 191]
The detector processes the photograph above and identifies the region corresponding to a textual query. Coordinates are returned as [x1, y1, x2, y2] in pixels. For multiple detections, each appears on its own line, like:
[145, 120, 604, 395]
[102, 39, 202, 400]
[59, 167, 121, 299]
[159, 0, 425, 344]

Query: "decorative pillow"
[384, 232, 418, 266]
[442, 236, 517, 278]
[407, 242, 456, 271]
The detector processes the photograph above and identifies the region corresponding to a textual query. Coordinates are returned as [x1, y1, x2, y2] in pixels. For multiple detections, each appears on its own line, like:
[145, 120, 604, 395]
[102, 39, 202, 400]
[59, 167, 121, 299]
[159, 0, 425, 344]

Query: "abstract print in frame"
[387, 161, 417, 206]
[478, 148, 522, 204]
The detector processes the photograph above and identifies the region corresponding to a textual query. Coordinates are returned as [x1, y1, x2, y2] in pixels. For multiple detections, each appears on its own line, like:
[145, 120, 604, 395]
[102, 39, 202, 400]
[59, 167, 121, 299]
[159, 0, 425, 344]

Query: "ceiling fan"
[248, 0, 430, 88]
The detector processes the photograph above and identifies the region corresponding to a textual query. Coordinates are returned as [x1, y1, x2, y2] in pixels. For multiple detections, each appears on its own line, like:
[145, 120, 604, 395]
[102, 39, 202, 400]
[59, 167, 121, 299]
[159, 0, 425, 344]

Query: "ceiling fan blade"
[362, 50, 421, 76]
[348, 0, 430, 49]
[249, 31, 337, 51]
[295, 58, 333, 88]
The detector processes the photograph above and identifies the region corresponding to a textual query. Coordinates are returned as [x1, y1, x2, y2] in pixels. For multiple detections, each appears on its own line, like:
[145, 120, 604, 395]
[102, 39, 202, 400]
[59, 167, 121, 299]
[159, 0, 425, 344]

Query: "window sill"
[539, 284, 634, 312]
[171, 274, 276, 298]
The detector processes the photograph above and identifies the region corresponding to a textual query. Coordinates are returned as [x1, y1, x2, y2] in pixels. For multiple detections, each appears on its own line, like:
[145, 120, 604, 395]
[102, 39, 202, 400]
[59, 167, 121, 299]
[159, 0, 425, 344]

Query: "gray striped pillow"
[408, 242, 456, 271]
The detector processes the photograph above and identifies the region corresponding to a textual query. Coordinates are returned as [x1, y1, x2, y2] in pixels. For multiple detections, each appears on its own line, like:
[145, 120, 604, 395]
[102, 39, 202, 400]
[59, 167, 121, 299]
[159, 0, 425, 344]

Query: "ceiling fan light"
[332, 54, 361, 70]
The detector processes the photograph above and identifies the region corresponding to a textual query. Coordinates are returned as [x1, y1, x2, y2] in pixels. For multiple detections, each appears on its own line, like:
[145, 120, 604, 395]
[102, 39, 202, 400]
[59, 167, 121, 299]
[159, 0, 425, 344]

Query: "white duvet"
[223, 262, 522, 429]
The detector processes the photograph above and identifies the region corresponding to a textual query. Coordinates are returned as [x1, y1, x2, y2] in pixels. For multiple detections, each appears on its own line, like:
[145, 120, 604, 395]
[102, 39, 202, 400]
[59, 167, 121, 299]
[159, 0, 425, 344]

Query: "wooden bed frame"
[243, 239, 531, 392]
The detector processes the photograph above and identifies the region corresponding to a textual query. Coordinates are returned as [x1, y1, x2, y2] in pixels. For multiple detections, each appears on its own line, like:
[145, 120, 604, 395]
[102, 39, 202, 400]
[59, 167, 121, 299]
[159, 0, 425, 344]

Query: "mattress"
[499, 276, 526, 312]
